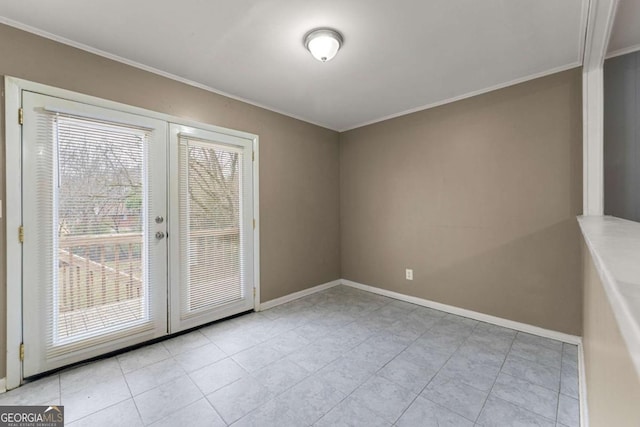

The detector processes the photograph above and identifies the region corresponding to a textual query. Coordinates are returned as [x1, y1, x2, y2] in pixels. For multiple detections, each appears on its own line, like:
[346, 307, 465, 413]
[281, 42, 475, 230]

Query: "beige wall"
[582, 240, 640, 426]
[0, 24, 341, 377]
[340, 69, 583, 335]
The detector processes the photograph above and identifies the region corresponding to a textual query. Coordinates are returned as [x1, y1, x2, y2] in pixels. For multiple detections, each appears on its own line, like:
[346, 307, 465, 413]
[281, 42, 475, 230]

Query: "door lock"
[155, 216, 164, 224]
[155, 231, 166, 240]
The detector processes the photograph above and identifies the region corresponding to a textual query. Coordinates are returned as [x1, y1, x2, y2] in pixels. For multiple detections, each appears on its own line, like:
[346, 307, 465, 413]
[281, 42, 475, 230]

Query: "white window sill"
[578, 215, 640, 377]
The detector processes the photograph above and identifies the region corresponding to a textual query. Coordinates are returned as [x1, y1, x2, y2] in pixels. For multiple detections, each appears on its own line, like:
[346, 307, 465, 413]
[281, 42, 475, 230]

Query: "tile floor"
[0, 285, 580, 426]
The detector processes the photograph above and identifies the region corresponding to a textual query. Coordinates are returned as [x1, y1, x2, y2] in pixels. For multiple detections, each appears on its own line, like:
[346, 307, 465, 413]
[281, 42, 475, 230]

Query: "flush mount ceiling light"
[304, 28, 343, 62]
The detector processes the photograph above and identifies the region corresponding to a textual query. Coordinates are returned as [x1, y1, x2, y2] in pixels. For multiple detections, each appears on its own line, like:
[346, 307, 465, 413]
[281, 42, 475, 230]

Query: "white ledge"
[578, 215, 640, 378]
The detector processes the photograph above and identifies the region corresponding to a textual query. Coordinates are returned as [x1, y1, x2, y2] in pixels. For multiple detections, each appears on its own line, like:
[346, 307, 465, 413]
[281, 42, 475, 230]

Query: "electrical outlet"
[405, 268, 413, 280]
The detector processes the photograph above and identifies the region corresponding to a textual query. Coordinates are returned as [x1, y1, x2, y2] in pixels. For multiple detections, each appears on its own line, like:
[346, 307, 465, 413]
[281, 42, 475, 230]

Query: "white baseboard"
[578, 342, 590, 427]
[0, 377, 6, 394]
[341, 279, 582, 345]
[258, 279, 341, 311]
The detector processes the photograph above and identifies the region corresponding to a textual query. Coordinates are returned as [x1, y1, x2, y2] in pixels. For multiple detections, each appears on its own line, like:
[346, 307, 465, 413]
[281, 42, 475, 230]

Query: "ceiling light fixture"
[304, 28, 343, 62]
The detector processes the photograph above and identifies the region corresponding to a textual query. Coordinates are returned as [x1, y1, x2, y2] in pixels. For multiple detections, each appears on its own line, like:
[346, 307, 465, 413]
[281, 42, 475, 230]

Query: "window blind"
[178, 135, 245, 319]
[32, 109, 156, 357]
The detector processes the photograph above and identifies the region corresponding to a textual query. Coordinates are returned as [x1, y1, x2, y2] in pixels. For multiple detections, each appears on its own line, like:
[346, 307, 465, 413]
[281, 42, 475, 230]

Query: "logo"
[0, 405, 64, 427]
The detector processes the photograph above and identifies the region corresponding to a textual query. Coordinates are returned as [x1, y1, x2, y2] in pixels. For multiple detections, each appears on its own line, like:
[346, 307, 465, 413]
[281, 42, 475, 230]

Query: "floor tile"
[477, 395, 556, 427]
[208, 328, 266, 355]
[454, 341, 509, 368]
[251, 358, 309, 395]
[67, 398, 142, 427]
[0, 375, 60, 406]
[421, 373, 488, 421]
[377, 354, 436, 393]
[562, 344, 578, 367]
[560, 363, 579, 399]
[133, 375, 202, 425]
[262, 329, 310, 354]
[62, 375, 131, 423]
[345, 333, 409, 370]
[509, 339, 562, 370]
[117, 343, 171, 373]
[436, 354, 501, 392]
[124, 358, 185, 396]
[275, 375, 345, 424]
[162, 330, 211, 356]
[351, 374, 417, 424]
[287, 341, 344, 372]
[557, 394, 580, 427]
[396, 395, 474, 427]
[293, 321, 335, 341]
[60, 358, 122, 394]
[490, 373, 558, 420]
[316, 327, 370, 352]
[232, 342, 286, 372]
[230, 398, 304, 427]
[399, 341, 451, 371]
[413, 329, 466, 356]
[149, 399, 225, 427]
[515, 333, 563, 351]
[189, 357, 248, 394]
[4, 286, 582, 427]
[315, 396, 392, 427]
[316, 356, 378, 395]
[206, 376, 273, 424]
[501, 354, 561, 391]
[174, 342, 227, 372]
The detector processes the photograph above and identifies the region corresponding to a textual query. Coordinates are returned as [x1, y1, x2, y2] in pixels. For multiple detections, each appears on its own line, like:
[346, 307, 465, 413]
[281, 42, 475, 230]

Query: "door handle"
[155, 231, 166, 240]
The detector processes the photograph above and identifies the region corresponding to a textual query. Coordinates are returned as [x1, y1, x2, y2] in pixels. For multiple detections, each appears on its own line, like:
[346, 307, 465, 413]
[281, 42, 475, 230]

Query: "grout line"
[116, 355, 145, 424]
[556, 343, 573, 424]
[474, 327, 517, 423]
[392, 317, 481, 424]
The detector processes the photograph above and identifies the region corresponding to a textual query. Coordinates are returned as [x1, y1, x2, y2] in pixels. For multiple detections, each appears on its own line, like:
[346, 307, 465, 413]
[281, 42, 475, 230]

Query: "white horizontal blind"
[178, 135, 245, 319]
[33, 109, 155, 357]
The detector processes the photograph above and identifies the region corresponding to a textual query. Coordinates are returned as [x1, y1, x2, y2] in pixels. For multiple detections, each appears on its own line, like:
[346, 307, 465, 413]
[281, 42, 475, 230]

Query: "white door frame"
[168, 123, 255, 333]
[4, 76, 260, 389]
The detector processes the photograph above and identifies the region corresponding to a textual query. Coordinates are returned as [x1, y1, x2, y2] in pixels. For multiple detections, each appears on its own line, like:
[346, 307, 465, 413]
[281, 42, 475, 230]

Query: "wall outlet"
[405, 268, 413, 280]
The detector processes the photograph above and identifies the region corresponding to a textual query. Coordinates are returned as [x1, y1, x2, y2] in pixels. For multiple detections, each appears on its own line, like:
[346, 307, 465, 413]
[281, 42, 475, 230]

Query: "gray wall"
[604, 51, 640, 221]
[0, 23, 342, 378]
[340, 69, 583, 335]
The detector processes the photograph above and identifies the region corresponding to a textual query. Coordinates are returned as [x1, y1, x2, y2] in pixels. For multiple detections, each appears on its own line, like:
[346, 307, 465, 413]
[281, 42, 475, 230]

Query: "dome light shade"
[304, 29, 343, 62]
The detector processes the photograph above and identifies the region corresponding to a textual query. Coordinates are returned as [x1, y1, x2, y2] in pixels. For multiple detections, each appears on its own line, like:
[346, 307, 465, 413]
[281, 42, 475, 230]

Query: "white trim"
[252, 137, 260, 310]
[5, 77, 23, 390]
[340, 63, 582, 132]
[579, 0, 591, 65]
[578, 342, 590, 427]
[341, 279, 582, 345]
[581, 0, 619, 215]
[583, 68, 604, 216]
[257, 280, 341, 311]
[4, 77, 259, 142]
[583, 0, 620, 71]
[0, 17, 334, 132]
[605, 43, 640, 59]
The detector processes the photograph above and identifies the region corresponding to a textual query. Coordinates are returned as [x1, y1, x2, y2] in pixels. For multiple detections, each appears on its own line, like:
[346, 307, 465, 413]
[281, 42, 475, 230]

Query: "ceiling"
[608, 0, 640, 57]
[0, 0, 607, 131]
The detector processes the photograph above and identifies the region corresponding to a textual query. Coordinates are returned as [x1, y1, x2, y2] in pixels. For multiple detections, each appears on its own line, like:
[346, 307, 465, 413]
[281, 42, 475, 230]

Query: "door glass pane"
[179, 137, 243, 317]
[55, 115, 148, 344]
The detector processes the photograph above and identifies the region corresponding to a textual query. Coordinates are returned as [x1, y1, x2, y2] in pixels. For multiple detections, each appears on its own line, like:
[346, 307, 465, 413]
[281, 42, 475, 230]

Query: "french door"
[168, 125, 254, 332]
[20, 91, 254, 377]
